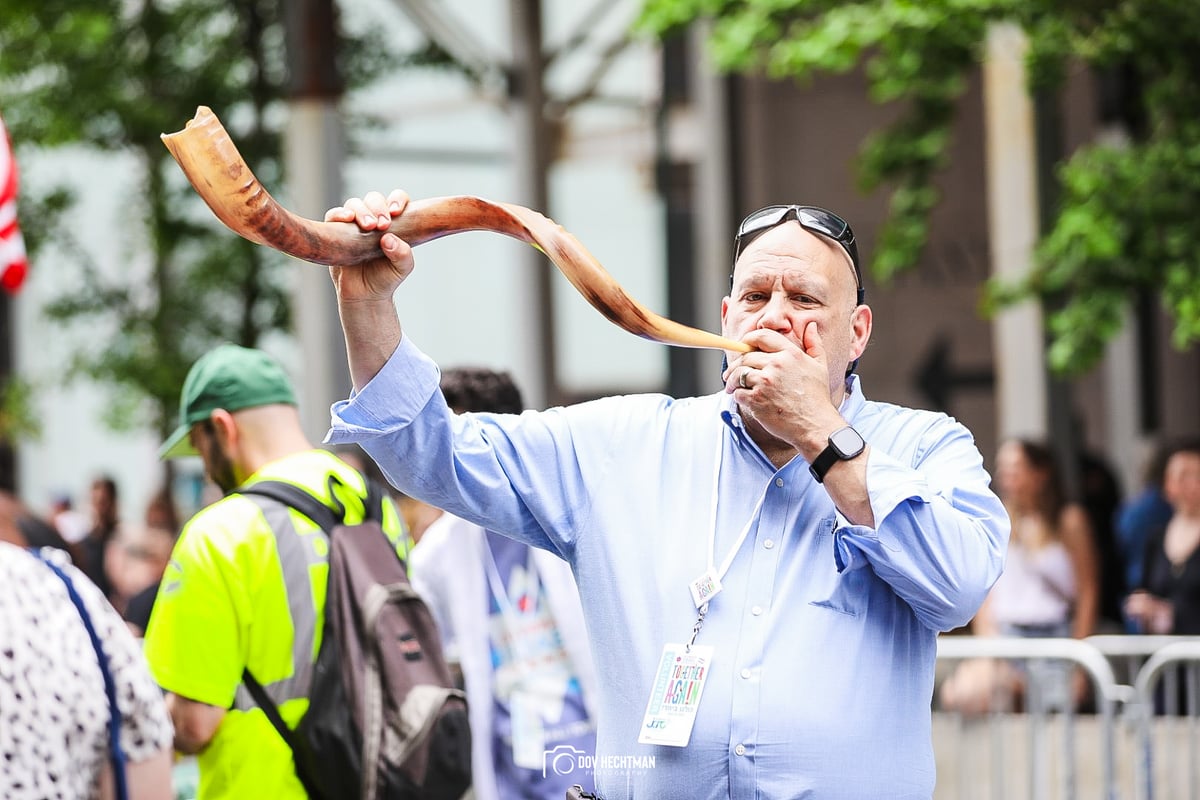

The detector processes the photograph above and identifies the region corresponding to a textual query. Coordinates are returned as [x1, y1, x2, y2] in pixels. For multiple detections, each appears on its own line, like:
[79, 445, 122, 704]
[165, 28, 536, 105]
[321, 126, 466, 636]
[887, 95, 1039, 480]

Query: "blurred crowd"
[4, 431, 1195, 650]
[2, 474, 178, 636]
[940, 435, 1200, 713]
[2, 429, 1198, 797]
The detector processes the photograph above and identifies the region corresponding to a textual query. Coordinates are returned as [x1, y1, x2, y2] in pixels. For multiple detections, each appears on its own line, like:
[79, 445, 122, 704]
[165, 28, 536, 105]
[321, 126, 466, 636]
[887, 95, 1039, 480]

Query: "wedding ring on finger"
[739, 368, 749, 390]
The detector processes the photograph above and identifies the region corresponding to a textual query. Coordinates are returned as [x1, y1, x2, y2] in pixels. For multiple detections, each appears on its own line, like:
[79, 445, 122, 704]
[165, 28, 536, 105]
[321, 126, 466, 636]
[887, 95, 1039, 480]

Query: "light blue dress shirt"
[328, 337, 1009, 800]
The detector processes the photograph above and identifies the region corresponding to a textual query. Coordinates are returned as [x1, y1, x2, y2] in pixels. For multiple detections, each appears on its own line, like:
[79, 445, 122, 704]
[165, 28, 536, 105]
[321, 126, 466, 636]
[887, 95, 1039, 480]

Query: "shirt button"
[740, 668, 751, 679]
[774, 477, 784, 487]
[751, 605, 763, 616]
[763, 539, 775, 550]
[734, 744, 746, 756]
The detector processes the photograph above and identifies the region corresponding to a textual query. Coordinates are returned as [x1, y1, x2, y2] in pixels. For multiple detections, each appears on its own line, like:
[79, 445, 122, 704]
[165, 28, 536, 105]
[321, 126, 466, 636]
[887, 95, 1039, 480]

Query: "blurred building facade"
[707, 28, 1200, 494]
[11, 2, 1198, 518]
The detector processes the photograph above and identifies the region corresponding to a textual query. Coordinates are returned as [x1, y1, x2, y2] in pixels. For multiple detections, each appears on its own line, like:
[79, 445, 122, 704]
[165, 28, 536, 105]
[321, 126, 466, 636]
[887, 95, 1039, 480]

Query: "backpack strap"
[31, 550, 130, 800]
[239, 474, 386, 533]
[240, 668, 323, 797]
[239, 479, 343, 531]
[567, 786, 603, 800]
[234, 472, 384, 800]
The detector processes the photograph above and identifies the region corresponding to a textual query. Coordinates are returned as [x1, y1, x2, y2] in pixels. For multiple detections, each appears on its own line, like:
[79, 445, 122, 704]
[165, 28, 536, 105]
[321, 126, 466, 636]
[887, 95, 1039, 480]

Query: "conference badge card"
[637, 643, 714, 747]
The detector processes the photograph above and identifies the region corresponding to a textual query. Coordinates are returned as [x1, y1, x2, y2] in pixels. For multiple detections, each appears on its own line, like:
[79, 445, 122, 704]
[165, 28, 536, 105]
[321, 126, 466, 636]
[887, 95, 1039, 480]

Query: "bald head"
[731, 222, 861, 310]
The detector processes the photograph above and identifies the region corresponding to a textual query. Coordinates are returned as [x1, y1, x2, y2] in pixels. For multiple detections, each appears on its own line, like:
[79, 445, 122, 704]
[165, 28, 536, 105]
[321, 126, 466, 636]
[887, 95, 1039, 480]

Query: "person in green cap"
[142, 343, 410, 800]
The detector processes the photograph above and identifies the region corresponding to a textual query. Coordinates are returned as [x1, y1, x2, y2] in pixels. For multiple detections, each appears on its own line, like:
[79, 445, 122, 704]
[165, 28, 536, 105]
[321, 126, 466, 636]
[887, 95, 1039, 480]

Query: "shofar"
[161, 106, 749, 354]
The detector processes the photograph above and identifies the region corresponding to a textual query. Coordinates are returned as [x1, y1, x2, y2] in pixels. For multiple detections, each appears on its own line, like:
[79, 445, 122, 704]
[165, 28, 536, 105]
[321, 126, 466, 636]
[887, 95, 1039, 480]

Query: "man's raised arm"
[324, 189, 414, 391]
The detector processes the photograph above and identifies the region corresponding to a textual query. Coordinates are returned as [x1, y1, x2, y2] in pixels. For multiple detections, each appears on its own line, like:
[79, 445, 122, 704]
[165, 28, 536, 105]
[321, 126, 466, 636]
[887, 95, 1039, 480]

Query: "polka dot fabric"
[0, 544, 173, 799]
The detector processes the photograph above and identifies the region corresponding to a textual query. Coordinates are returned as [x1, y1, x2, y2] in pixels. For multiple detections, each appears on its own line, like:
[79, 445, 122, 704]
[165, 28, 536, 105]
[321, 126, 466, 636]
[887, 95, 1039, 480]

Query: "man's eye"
[743, 292, 766, 303]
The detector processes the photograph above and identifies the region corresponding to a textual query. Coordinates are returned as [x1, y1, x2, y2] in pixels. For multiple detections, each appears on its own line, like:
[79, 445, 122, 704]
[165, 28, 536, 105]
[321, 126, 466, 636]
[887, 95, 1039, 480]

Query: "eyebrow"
[735, 269, 828, 293]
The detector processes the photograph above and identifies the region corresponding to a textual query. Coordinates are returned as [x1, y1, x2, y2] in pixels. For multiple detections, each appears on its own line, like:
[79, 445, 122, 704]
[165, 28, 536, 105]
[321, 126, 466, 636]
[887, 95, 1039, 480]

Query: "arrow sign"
[914, 334, 994, 412]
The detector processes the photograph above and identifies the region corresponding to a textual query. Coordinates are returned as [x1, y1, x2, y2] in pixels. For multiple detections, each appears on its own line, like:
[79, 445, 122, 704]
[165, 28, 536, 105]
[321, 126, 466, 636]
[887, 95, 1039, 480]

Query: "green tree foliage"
[637, 0, 1200, 373]
[0, 376, 39, 446]
[0, 0, 392, 439]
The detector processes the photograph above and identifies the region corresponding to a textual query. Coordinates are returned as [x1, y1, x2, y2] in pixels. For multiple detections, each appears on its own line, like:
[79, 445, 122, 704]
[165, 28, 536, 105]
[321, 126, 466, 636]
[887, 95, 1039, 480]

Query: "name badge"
[688, 568, 722, 608]
[637, 643, 714, 747]
[510, 689, 546, 769]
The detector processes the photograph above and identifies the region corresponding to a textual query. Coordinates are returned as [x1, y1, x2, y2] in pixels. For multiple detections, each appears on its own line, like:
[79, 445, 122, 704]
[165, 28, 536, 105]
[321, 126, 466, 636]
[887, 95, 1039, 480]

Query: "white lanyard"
[642, 420, 775, 747]
[484, 537, 554, 767]
[686, 426, 771, 646]
[483, 536, 540, 636]
[705, 429, 770, 582]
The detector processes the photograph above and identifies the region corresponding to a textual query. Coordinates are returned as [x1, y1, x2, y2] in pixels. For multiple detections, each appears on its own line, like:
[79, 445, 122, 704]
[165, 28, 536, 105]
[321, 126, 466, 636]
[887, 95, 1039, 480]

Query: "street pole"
[284, 0, 350, 443]
[983, 24, 1048, 441]
[0, 293, 13, 491]
[508, 0, 558, 407]
[656, 34, 699, 399]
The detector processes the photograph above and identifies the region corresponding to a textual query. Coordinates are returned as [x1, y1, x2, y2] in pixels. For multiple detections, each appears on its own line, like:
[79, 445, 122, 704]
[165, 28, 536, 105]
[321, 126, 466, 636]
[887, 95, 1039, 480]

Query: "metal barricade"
[1087, 636, 1200, 800]
[934, 635, 1200, 800]
[934, 636, 1129, 800]
[1130, 641, 1200, 800]
[1085, 636, 1189, 692]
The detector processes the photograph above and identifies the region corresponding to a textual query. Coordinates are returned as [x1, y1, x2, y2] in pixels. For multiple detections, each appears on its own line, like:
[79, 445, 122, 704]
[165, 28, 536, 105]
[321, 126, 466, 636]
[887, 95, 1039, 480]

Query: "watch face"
[830, 426, 865, 458]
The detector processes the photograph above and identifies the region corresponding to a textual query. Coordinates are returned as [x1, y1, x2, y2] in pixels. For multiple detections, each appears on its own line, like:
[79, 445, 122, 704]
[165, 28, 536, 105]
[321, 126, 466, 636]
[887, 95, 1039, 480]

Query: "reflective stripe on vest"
[232, 494, 326, 712]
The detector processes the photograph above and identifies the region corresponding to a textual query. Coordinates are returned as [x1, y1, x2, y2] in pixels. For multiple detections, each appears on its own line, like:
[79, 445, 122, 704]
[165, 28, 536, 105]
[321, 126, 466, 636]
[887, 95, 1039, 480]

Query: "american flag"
[0, 113, 28, 294]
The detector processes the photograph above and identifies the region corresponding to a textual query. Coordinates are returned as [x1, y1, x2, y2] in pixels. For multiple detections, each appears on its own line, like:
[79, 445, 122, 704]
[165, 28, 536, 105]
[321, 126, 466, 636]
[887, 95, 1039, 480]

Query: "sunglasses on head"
[732, 205, 864, 305]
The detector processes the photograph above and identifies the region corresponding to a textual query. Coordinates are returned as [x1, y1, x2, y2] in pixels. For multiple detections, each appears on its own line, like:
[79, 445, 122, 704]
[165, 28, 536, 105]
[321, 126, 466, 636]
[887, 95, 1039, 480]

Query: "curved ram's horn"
[161, 106, 749, 353]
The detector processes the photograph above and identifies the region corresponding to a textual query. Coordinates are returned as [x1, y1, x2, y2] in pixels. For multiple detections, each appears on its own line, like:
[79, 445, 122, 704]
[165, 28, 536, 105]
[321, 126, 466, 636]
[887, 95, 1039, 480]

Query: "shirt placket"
[726, 466, 792, 796]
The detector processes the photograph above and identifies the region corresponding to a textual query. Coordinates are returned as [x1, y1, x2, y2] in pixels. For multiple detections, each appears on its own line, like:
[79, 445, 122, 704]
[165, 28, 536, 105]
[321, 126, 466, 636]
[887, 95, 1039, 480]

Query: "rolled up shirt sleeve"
[832, 412, 1010, 632]
[327, 335, 596, 558]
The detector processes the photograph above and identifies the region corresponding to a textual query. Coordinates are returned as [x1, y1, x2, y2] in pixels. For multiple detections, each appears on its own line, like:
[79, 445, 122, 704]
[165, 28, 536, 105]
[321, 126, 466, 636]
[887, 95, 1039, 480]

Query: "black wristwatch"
[809, 426, 866, 483]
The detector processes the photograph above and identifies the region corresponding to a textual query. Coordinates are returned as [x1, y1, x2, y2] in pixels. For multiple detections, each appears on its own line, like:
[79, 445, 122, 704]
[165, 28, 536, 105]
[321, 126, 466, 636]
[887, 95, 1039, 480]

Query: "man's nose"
[756, 294, 793, 332]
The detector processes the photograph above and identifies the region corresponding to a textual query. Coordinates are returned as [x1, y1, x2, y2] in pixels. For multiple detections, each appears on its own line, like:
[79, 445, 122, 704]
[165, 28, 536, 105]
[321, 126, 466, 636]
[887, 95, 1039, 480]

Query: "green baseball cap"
[159, 344, 297, 459]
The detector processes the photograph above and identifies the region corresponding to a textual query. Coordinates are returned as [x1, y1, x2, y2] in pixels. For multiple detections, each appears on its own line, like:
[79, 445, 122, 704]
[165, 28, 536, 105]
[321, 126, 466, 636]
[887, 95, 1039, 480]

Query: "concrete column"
[1094, 127, 1141, 493]
[984, 24, 1047, 439]
[689, 23, 734, 384]
[287, 101, 349, 443]
[284, 0, 348, 443]
[1103, 310, 1142, 492]
[507, 0, 554, 407]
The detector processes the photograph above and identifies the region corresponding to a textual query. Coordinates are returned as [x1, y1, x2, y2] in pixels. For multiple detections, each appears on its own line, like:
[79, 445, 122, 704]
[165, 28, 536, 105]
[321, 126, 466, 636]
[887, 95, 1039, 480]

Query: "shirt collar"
[840, 374, 865, 420]
[718, 373, 866, 435]
[719, 392, 742, 434]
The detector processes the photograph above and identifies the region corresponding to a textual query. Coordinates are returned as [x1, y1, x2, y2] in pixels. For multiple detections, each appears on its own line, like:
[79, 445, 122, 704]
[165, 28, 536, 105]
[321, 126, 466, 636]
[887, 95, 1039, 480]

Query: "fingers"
[801, 321, 823, 359]
[379, 232, 412, 266]
[324, 189, 411, 229]
[740, 328, 791, 354]
[323, 204, 354, 223]
[729, 329, 800, 375]
[723, 324, 826, 396]
[722, 364, 749, 394]
[386, 188, 409, 214]
[324, 197, 381, 227]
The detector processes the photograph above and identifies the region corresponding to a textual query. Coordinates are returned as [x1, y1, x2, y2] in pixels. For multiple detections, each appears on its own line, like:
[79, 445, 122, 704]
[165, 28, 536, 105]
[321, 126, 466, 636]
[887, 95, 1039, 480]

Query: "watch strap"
[809, 446, 842, 483]
[809, 426, 865, 483]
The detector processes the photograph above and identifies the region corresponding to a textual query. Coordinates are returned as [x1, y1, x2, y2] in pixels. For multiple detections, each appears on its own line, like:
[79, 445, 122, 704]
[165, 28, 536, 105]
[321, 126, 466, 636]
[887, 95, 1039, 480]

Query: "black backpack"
[239, 476, 472, 800]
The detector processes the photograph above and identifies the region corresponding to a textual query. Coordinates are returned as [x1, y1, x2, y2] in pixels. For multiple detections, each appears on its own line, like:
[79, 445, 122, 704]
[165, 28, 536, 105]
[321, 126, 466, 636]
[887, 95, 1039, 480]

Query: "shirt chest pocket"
[808, 518, 868, 619]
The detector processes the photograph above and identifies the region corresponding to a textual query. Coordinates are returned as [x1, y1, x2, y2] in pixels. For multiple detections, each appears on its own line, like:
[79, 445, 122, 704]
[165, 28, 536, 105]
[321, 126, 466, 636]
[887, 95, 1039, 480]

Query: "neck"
[237, 433, 315, 483]
[1170, 510, 1200, 527]
[741, 414, 799, 469]
[230, 407, 314, 481]
[1011, 512, 1052, 547]
[1007, 498, 1037, 518]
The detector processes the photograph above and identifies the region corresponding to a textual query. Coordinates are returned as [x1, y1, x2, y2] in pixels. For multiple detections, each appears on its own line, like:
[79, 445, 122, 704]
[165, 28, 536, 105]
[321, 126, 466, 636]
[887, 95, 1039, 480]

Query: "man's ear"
[208, 409, 238, 449]
[850, 304, 873, 362]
